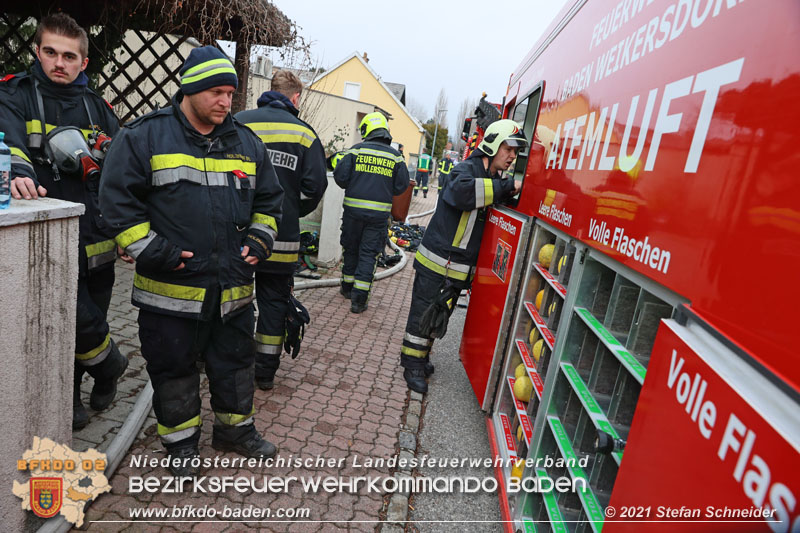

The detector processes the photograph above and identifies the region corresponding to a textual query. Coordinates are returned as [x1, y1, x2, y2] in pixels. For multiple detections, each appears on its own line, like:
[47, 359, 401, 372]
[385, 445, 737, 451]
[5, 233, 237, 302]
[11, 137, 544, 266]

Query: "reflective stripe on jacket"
[414, 150, 515, 280]
[236, 94, 327, 274]
[333, 133, 409, 220]
[99, 92, 284, 320]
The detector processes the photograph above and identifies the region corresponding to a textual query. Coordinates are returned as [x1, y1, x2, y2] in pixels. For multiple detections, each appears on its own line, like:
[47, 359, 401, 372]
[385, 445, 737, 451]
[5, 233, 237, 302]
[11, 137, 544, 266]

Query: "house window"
[344, 82, 361, 100]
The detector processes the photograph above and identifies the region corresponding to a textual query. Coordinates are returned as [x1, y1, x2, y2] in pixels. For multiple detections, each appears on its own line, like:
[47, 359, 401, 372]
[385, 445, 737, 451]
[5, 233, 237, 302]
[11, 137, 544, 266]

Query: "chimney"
[363, 52, 369, 63]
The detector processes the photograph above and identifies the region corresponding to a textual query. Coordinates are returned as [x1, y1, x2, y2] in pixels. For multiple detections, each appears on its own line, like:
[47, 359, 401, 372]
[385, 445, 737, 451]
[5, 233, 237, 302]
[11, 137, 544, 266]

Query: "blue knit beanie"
[180, 46, 238, 95]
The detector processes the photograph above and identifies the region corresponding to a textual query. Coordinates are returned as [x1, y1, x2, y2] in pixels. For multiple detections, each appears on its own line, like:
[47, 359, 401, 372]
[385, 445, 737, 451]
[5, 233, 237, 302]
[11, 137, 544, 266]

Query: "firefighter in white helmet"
[400, 119, 527, 393]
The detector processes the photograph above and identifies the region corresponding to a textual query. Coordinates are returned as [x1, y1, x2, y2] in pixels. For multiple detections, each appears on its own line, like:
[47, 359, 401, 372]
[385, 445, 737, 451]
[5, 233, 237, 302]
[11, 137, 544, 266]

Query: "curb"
[383, 389, 424, 530]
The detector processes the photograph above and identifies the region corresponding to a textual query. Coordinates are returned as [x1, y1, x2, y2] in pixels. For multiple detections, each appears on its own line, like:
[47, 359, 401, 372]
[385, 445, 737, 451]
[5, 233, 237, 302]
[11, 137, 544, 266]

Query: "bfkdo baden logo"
[29, 477, 63, 518]
[12, 437, 111, 527]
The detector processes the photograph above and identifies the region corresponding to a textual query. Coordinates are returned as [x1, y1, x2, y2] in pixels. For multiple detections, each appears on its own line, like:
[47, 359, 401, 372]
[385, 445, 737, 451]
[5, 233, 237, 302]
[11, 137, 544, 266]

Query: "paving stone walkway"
[73, 189, 444, 532]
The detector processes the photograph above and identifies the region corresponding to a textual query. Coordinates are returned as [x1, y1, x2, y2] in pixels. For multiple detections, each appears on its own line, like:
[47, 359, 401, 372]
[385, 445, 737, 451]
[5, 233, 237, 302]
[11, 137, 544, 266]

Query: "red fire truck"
[458, 1, 800, 531]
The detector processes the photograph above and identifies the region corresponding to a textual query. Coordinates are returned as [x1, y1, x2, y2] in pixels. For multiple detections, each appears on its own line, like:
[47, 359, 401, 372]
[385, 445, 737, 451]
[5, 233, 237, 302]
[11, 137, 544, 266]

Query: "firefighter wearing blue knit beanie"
[180, 45, 238, 94]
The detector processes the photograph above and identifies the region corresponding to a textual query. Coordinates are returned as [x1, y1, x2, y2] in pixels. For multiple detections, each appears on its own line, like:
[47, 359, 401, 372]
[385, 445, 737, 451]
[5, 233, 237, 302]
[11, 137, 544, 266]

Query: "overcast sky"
[269, 0, 572, 137]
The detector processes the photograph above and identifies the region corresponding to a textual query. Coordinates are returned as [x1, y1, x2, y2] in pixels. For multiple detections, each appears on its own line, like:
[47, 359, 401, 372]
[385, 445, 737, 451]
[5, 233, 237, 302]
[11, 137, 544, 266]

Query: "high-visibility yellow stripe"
[10, 147, 30, 162]
[25, 121, 92, 139]
[255, 333, 284, 345]
[401, 346, 428, 358]
[85, 239, 116, 258]
[483, 179, 494, 205]
[414, 251, 470, 281]
[246, 122, 315, 135]
[115, 222, 150, 249]
[182, 66, 237, 85]
[75, 333, 110, 361]
[452, 212, 470, 248]
[343, 197, 392, 212]
[251, 213, 277, 232]
[266, 252, 299, 263]
[181, 58, 236, 83]
[256, 133, 313, 148]
[214, 407, 256, 426]
[221, 284, 253, 304]
[150, 153, 256, 174]
[158, 415, 202, 436]
[134, 274, 206, 301]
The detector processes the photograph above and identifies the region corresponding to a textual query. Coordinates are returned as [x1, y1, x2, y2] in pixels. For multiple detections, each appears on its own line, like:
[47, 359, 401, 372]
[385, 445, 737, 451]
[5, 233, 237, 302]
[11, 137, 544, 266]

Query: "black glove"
[135, 236, 183, 271]
[418, 281, 462, 339]
[284, 294, 310, 359]
[243, 233, 272, 262]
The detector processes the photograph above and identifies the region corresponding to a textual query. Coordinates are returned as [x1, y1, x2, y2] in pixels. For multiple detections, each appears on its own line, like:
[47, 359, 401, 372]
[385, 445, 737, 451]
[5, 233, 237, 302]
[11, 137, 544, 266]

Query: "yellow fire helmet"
[359, 112, 389, 138]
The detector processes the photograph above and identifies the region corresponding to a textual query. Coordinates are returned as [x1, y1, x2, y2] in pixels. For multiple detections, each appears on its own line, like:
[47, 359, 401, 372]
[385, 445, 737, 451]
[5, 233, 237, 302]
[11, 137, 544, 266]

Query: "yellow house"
[310, 52, 424, 162]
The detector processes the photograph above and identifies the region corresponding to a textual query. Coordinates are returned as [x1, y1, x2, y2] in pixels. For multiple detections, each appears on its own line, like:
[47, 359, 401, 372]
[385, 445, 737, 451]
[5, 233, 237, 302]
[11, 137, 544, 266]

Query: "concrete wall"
[0, 198, 83, 532]
[310, 56, 424, 163]
[315, 174, 344, 267]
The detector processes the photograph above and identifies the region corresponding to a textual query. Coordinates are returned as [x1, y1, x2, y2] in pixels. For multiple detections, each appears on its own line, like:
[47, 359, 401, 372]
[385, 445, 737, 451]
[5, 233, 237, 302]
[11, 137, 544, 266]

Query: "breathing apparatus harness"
[31, 78, 111, 182]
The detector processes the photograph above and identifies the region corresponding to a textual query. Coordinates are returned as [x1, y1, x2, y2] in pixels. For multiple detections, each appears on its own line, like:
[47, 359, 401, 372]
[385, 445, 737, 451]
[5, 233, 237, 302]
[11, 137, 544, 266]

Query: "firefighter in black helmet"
[333, 112, 410, 313]
[400, 119, 527, 393]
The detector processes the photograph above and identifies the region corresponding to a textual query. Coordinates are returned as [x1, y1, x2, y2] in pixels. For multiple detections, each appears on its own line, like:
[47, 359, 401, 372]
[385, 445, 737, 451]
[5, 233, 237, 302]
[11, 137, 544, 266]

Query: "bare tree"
[434, 88, 449, 126]
[406, 97, 428, 123]
[454, 96, 477, 153]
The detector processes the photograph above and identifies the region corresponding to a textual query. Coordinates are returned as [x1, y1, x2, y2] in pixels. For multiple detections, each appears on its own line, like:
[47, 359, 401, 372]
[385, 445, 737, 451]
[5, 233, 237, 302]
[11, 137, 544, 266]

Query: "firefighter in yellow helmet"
[333, 112, 410, 313]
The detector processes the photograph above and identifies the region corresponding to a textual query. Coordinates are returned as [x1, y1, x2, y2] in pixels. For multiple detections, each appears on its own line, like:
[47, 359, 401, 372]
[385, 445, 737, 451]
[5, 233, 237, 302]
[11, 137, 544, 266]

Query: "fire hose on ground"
[36, 208, 432, 532]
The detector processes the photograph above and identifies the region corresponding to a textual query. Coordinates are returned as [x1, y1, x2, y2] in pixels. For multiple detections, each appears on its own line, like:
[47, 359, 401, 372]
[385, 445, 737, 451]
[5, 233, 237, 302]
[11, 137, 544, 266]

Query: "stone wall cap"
[0, 198, 85, 228]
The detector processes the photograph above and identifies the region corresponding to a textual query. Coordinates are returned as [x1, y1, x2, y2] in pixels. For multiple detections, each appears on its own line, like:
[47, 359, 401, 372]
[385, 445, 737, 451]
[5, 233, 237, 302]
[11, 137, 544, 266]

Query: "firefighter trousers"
[340, 212, 387, 302]
[254, 272, 293, 381]
[400, 265, 465, 369]
[414, 171, 429, 194]
[75, 265, 116, 370]
[137, 305, 257, 450]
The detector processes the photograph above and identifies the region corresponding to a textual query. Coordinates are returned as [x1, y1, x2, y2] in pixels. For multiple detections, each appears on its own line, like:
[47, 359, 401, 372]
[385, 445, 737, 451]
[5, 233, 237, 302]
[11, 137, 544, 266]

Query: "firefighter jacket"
[235, 91, 327, 273]
[0, 62, 121, 273]
[414, 149, 516, 282]
[437, 158, 454, 189]
[333, 130, 409, 220]
[99, 91, 284, 321]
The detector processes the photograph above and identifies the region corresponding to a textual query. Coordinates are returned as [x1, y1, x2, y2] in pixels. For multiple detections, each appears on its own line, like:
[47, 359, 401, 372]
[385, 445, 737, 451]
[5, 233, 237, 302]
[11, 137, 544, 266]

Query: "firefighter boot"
[424, 357, 435, 377]
[403, 367, 428, 394]
[87, 340, 129, 411]
[212, 424, 277, 458]
[73, 368, 88, 430]
[166, 443, 200, 477]
[350, 290, 368, 314]
[340, 281, 353, 299]
[255, 376, 274, 390]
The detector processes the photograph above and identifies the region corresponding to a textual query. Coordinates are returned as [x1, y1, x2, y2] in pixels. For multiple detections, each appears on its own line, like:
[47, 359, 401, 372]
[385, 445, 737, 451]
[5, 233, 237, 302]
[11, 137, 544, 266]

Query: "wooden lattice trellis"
[92, 26, 190, 123]
[0, 12, 36, 75]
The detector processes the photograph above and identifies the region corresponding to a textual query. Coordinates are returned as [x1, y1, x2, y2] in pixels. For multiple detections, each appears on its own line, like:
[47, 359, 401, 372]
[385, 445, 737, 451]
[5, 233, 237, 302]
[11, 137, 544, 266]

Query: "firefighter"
[437, 155, 454, 193]
[235, 70, 327, 391]
[333, 112, 410, 313]
[414, 149, 431, 197]
[0, 13, 127, 430]
[99, 46, 285, 476]
[401, 119, 527, 393]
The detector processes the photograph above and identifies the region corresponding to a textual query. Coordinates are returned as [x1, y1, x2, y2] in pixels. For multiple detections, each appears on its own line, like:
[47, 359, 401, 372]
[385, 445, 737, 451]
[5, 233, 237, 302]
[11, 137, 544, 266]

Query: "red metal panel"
[460, 208, 526, 405]
[607, 319, 800, 532]
[506, 0, 800, 388]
